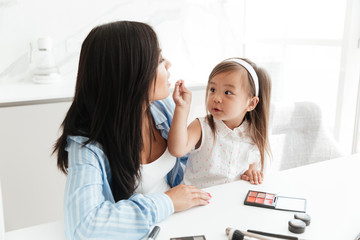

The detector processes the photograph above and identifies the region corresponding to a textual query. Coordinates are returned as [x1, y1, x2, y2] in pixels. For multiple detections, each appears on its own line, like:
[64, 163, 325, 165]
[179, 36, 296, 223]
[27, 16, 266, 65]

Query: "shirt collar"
[213, 117, 249, 138]
[150, 99, 171, 132]
[150, 103, 167, 126]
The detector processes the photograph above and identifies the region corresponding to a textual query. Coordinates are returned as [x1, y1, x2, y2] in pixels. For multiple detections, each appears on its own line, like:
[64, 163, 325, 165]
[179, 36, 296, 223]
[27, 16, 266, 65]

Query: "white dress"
[183, 117, 260, 189]
[135, 148, 176, 194]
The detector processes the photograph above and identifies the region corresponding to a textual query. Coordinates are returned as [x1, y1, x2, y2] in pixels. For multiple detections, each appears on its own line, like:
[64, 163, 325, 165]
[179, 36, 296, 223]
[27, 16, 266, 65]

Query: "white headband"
[225, 58, 259, 97]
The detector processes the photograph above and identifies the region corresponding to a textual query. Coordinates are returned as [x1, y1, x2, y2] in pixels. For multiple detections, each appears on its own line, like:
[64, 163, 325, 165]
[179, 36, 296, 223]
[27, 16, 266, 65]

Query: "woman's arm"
[168, 80, 202, 157]
[65, 138, 172, 239]
[65, 137, 210, 239]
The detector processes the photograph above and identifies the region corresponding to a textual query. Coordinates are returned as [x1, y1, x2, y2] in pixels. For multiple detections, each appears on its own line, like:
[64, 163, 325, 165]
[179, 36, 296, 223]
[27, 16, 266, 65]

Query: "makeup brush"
[225, 227, 277, 240]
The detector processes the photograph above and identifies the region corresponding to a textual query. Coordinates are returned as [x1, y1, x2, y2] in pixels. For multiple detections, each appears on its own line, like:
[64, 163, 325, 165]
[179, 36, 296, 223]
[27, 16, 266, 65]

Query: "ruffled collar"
[213, 117, 249, 138]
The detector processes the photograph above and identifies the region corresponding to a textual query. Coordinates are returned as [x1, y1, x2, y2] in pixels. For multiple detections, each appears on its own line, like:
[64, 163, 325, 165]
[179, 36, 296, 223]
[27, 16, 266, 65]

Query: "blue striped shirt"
[64, 96, 186, 239]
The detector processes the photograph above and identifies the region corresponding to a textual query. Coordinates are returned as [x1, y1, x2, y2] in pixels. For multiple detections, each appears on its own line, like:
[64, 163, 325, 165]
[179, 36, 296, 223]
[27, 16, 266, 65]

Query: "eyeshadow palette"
[244, 190, 307, 212]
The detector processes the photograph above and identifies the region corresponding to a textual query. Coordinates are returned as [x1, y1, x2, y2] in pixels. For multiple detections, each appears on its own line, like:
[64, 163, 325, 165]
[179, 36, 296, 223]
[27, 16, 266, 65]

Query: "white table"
[5, 154, 360, 240]
[4, 221, 64, 240]
[157, 154, 360, 240]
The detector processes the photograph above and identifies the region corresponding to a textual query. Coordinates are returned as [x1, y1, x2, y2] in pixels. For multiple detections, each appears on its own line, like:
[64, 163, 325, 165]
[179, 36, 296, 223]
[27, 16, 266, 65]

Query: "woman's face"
[150, 56, 171, 101]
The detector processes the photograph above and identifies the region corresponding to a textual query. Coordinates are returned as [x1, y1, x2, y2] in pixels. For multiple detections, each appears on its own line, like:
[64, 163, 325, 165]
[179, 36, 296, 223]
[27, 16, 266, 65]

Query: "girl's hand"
[172, 80, 192, 107]
[165, 184, 211, 212]
[240, 163, 264, 185]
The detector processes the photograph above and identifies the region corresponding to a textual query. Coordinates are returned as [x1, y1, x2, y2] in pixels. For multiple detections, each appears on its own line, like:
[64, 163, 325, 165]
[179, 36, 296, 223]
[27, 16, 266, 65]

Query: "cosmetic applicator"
[225, 227, 277, 240]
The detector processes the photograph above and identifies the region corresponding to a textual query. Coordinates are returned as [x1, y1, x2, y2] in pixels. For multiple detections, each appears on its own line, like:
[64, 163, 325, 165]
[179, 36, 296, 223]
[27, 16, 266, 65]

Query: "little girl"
[168, 58, 272, 188]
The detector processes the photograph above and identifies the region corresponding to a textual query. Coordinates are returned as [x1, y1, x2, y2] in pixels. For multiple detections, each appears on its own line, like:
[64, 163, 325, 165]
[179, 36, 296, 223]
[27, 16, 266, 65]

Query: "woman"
[53, 21, 211, 239]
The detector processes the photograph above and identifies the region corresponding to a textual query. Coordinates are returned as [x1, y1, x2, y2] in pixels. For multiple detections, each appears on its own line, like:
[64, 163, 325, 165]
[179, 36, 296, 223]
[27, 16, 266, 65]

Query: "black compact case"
[244, 190, 307, 212]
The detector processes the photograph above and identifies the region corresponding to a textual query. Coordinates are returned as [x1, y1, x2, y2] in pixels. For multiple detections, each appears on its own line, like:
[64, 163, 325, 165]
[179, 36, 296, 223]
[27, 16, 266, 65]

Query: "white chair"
[269, 102, 344, 171]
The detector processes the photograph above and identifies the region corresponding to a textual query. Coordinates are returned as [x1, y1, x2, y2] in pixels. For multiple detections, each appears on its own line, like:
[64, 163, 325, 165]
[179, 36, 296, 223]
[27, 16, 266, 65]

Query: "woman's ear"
[247, 96, 259, 111]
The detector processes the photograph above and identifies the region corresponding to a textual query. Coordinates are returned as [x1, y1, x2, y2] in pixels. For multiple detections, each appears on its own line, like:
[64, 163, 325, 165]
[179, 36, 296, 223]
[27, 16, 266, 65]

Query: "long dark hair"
[53, 21, 160, 201]
[205, 58, 272, 171]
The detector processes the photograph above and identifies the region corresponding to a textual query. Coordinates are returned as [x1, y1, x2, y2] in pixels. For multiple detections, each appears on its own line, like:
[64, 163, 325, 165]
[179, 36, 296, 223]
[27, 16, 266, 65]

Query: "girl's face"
[206, 69, 256, 130]
[150, 56, 171, 101]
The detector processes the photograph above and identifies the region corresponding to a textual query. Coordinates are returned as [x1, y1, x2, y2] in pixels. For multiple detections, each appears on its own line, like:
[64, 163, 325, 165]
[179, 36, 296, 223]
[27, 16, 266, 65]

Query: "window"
[156, 0, 359, 153]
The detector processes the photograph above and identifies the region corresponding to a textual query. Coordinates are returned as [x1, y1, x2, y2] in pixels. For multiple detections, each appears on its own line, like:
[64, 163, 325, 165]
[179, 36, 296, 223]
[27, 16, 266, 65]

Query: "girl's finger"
[259, 172, 264, 182]
[248, 171, 254, 184]
[180, 80, 188, 90]
[179, 81, 187, 93]
[252, 171, 258, 184]
[241, 174, 249, 181]
[256, 172, 262, 184]
[173, 82, 179, 95]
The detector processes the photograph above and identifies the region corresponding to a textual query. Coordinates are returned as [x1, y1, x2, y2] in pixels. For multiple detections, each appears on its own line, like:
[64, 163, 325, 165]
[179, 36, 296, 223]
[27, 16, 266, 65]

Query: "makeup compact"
[288, 219, 306, 233]
[294, 213, 311, 226]
[244, 190, 307, 212]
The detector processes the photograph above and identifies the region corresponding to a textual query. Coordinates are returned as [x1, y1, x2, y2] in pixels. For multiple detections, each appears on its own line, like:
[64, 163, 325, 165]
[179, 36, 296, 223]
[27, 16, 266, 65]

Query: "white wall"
[188, 88, 207, 123]
[0, 0, 243, 87]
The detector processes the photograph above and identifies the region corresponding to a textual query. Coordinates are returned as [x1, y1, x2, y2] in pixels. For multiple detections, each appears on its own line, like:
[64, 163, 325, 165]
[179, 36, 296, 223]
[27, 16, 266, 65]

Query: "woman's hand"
[240, 163, 264, 185]
[172, 80, 192, 107]
[165, 184, 211, 212]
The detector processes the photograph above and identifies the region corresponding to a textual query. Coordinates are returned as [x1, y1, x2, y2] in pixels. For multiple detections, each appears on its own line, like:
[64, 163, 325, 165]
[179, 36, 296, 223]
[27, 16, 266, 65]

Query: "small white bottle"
[32, 37, 61, 84]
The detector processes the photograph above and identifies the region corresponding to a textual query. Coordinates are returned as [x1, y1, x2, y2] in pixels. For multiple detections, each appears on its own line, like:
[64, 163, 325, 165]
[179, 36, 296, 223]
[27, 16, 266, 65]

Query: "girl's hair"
[205, 58, 272, 171]
[53, 21, 160, 201]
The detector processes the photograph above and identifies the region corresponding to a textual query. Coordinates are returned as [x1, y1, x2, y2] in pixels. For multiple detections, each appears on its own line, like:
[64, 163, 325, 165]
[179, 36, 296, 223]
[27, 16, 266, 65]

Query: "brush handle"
[247, 230, 299, 240]
[238, 229, 277, 240]
[226, 227, 278, 240]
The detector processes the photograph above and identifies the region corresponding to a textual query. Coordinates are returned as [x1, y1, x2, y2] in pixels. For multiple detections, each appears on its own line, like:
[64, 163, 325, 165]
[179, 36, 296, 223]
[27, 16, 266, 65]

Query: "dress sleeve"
[247, 144, 261, 166]
[64, 140, 174, 239]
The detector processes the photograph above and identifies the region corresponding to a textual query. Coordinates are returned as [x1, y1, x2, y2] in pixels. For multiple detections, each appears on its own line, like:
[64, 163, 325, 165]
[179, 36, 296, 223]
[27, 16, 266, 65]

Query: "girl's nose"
[214, 94, 222, 103]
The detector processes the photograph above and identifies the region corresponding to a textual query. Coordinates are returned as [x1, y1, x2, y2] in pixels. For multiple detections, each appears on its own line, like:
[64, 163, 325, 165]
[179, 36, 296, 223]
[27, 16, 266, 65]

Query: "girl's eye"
[159, 57, 165, 64]
[210, 88, 216, 93]
[225, 90, 232, 95]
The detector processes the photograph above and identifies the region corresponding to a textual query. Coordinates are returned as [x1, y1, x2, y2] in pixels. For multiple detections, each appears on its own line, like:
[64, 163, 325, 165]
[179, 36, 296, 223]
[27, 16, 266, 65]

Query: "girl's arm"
[240, 145, 264, 185]
[168, 80, 202, 157]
